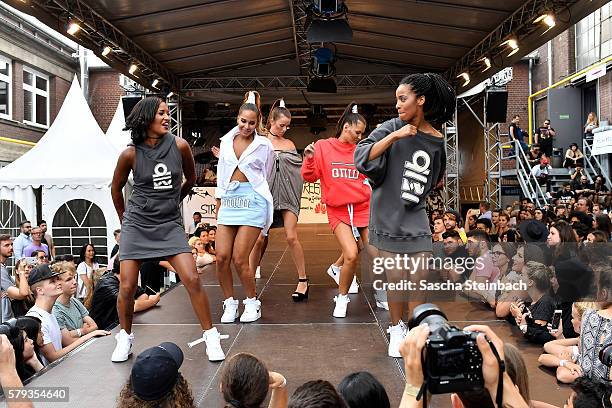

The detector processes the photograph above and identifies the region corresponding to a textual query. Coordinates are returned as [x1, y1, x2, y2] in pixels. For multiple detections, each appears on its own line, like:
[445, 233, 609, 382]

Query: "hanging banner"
[182, 187, 217, 231]
[298, 181, 328, 224]
[592, 129, 612, 155]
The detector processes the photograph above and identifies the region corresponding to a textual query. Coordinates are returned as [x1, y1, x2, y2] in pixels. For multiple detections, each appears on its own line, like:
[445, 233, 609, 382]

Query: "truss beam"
[443, 107, 460, 211]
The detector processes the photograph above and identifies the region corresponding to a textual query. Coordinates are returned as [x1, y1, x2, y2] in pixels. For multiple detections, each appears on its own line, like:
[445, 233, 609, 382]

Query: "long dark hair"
[338, 372, 390, 408]
[594, 214, 612, 236]
[238, 91, 266, 135]
[79, 243, 97, 265]
[117, 375, 195, 408]
[335, 102, 366, 137]
[399, 73, 456, 125]
[220, 353, 269, 408]
[0, 323, 35, 381]
[123, 96, 164, 145]
[266, 99, 292, 132]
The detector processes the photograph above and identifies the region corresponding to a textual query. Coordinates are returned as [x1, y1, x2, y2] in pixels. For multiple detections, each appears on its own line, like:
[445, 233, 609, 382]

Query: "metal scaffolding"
[181, 74, 405, 91]
[443, 107, 460, 211]
[168, 95, 181, 137]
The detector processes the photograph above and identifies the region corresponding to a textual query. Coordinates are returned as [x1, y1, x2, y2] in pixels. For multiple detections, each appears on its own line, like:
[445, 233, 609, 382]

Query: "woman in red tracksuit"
[301, 103, 371, 318]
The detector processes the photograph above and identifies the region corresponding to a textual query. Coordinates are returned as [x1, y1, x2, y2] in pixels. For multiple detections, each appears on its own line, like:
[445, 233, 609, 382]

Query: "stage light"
[457, 72, 470, 87]
[306, 0, 353, 43]
[534, 13, 556, 34]
[502, 38, 519, 57]
[479, 57, 492, 72]
[167, 91, 175, 98]
[66, 21, 80, 35]
[128, 63, 138, 75]
[311, 48, 336, 78]
[101, 46, 112, 57]
[151, 79, 160, 88]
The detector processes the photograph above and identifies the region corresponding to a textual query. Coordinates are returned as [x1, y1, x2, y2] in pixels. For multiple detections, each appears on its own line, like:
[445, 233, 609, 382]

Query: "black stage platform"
[21, 225, 570, 407]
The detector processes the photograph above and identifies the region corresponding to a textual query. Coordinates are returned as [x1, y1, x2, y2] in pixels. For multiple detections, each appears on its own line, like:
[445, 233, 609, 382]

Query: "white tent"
[0, 76, 120, 258]
[106, 98, 132, 153]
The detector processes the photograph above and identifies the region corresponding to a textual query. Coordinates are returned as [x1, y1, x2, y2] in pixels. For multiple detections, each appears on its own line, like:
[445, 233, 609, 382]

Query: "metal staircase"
[582, 141, 612, 189]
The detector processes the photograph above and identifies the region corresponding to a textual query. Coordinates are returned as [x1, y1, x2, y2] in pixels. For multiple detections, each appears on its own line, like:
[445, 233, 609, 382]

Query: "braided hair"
[399, 73, 456, 126]
[335, 102, 366, 137]
[238, 91, 266, 136]
[266, 99, 291, 132]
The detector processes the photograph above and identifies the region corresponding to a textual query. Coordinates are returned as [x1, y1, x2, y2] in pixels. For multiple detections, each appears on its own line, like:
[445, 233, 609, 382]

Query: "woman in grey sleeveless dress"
[248, 100, 308, 301]
[111, 97, 225, 363]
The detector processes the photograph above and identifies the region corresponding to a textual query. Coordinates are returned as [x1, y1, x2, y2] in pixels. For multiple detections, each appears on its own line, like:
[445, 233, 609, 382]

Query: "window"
[0, 55, 11, 119]
[575, 4, 612, 70]
[22, 66, 48, 127]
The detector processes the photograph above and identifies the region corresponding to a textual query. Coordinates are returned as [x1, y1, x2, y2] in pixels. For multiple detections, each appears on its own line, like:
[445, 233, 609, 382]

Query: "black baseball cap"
[27, 264, 62, 286]
[131, 342, 184, 401]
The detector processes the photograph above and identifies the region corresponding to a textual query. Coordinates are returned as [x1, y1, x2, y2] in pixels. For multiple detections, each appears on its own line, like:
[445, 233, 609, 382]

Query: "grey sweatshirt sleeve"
[354, 120, 396, 187]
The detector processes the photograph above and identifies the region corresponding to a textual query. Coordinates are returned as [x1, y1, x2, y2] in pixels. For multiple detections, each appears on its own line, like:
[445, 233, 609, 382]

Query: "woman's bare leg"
[215, 225, 238, 299]
[117, 259, 143, 334]
[232, 226, 263, 298]
[282, 210, 307, 294]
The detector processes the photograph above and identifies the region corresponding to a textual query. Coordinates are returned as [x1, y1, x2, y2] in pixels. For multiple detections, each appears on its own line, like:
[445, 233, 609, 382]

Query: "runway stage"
[21, 225, 570, 407]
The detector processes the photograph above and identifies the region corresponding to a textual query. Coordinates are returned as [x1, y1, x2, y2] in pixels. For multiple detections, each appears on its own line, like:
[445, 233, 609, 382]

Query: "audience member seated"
[443, 210, 467, 244]
[432, 216, 445, 242]
[556, 183, 575, 206]
[441, 230, 469, 283]
[496, 245, 544, 318]
[489, 243, 516, 306]
[338, 371, 390, 408]
[220, 352, 288, 408]
[563, 144, 584, 171]
[573, 176, 596, 202]
[538, 302, 599, 384]
[593, 174, 612, 209]
[464, 230, 499, 306]
[25, 264, 109, 365]
[0, 320, 43, 381]
[89, 259, 160, 330]
[193, 238, 215, 273]
[117, 341, 195, 408]
[527, 144, 544, 168]
[288, 380, 346, 408]
[510, 261, 555, 344]
[140, 260, 175, 294]
[530, 158, 552, 189]
[0, 333, 34, 408]
[14, 316, 43, 370]
[51, 262, 99, 347]
[8, 259, 35, 318]
[564, 376, 611, 408]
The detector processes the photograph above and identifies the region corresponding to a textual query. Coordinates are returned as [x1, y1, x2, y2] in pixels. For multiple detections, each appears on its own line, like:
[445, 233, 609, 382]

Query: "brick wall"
[50, 76, 71, 122]
[505, 62, 530, 124]
[552, 29, 576, 82]
[600, 70, 612, 122]
[88, 70, 123, 133]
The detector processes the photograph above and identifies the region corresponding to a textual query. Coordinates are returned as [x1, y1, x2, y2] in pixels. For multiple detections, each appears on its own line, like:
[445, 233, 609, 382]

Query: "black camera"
[600, 343, 612, 367]
[408, 303, 484, 394]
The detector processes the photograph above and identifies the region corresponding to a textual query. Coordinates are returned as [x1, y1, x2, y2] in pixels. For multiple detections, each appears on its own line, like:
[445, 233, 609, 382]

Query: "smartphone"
[550, 309, 562, 332]
[24, 257, 37, 266]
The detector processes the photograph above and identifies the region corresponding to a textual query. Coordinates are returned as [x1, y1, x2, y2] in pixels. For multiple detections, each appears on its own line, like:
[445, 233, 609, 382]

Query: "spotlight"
[306, 0, 353, 43]
[457, 72, 470, 87]
[479, 57, 491, 72]
[502, 38, 519, 57]
[151, 79, 160, 88]
[534, 13, 556, 34]
[101, 46, 112, 57]
[66, 21, 80, 35]
[128, 63, 138, 75]
[167, 91, 175, 98]
[310, 48, 336, 78]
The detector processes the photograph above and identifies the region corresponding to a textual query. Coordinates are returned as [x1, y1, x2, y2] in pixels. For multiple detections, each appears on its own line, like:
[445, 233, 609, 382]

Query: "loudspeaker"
[485, 90, 508, 123]
[122, 96, 142, 120]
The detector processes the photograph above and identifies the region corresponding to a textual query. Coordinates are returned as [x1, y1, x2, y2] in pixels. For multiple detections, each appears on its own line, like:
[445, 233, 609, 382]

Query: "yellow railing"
[528, 55, 612, 145]
[0, 136, 36, 146]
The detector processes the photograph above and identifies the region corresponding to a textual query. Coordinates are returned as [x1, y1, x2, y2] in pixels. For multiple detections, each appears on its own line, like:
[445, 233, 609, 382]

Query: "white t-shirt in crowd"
[76, 262, 99, 299]
[26, 305, 62, 366]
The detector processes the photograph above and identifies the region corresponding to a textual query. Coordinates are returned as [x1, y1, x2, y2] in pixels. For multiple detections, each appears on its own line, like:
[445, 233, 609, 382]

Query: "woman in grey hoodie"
[354, 73, 455, 358]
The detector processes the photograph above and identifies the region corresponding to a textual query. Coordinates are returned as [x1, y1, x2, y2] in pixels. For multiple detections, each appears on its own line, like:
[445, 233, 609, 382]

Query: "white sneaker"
[376, 301, 389, 310]
[333, 294, 350, 318]
[327, 264, 341, 286]
[255, 266, 261, 279]
[240, 297, 261, 322]
[348, 276, 359, 294]
[221, 297, 239, 323]
[111, 329, 134, 362]
[203, 327, 226, 362]
[387, 321, 407, 358]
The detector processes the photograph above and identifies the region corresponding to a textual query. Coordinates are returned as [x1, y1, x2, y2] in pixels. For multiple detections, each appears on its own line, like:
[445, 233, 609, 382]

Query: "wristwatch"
[404, 383, 420, 398]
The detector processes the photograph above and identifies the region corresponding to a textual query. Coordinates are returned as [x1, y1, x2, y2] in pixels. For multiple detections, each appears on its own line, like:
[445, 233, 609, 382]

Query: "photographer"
[398, 311, 528, 407]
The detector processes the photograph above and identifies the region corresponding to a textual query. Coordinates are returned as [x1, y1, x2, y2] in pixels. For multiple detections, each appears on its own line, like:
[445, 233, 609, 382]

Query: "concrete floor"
[20, 224, 571, 407]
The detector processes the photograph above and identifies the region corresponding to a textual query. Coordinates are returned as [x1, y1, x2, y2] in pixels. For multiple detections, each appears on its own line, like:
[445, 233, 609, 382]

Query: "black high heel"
[292, 278, 309, 302]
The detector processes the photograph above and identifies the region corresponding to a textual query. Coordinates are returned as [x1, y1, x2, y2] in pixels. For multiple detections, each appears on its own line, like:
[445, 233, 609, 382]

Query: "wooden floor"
[21, 225, 570, 407]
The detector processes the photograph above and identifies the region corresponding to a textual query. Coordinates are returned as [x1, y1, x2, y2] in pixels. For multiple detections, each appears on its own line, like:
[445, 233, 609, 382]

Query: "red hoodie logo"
[331, 162, 359, 179]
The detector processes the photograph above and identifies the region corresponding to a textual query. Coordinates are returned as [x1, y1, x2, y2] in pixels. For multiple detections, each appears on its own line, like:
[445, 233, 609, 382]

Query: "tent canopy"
[0, 76, 119, 188]
[106, 99, 133, 153]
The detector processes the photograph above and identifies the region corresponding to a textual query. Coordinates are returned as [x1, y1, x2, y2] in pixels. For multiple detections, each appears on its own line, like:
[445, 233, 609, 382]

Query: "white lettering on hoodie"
[401, 150, 431, 203]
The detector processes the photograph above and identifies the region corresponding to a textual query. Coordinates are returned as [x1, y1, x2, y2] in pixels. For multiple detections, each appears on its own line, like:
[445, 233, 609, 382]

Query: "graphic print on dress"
[401, 150, 431, 203]
[153, 163, 172, 190]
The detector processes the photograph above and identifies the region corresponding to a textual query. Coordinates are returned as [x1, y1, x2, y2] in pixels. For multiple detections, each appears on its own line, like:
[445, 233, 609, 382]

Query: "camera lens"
[408, 303, 449, 332]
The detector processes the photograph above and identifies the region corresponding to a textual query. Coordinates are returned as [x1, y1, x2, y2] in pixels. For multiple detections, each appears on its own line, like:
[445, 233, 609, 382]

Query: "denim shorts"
[217, 182, 267, 229]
